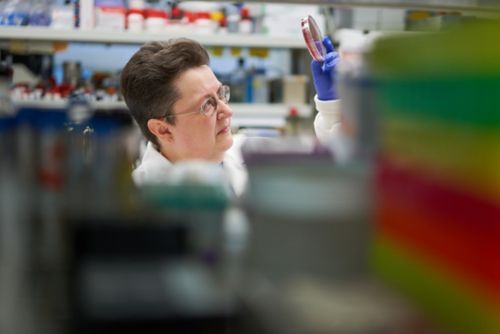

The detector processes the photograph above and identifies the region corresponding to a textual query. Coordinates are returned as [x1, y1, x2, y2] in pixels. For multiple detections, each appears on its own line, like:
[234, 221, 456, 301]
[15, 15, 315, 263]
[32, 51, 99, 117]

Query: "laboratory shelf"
[12, 99, 312, 129]
[230, 103, 312, 128]
[0, 26, 306, 49]
[192, 0, 500, 14]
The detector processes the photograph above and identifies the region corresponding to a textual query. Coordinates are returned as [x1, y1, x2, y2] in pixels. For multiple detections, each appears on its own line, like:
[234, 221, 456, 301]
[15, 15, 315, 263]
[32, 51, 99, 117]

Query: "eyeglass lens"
[200, 85, 230, 116]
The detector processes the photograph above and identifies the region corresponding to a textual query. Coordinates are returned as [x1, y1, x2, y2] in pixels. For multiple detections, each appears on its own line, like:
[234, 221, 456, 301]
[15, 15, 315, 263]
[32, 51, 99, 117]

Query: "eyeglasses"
[165, 85, 230, 119]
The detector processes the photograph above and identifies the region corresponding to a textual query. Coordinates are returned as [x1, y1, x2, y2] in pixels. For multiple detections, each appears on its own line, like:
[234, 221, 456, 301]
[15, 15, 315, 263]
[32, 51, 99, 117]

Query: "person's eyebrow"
[199, 83, 223, 101]
[207, 83, 223, 97]
[181, 82, 223, 112]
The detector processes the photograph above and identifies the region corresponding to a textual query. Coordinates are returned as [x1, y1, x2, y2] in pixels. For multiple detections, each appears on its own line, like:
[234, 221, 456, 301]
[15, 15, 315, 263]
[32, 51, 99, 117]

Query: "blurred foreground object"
[0, 97, 246, 333]
[238, 136, 430, 333]
[370, 20, 500, 333]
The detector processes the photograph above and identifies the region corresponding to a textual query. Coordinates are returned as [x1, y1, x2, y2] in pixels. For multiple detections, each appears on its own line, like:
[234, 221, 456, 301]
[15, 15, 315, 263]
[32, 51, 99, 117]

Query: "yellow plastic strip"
[381, 116, 500, 199]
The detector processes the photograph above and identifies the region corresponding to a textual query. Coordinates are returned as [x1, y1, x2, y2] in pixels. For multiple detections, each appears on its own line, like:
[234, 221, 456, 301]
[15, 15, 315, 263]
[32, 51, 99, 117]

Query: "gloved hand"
[311, 36, 339, 101]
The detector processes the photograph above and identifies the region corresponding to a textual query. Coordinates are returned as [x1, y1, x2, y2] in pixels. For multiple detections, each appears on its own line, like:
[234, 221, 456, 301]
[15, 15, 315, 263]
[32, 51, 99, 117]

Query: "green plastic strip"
[377, 75, 500, 127]
[369, 21, 500, 77]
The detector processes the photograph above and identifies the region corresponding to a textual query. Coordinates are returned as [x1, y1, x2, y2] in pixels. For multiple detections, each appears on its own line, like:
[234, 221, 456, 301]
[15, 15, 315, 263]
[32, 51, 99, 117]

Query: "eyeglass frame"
[164, 84, 231, 119]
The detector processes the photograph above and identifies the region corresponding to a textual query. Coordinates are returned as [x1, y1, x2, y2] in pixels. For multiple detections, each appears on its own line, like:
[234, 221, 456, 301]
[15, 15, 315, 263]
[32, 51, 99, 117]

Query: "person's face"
[163, 65, 233, 162]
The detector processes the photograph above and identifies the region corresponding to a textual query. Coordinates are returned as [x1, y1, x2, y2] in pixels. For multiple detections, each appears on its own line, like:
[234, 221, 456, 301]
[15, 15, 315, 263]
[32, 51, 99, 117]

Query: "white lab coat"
[132, 134, 248, 196]
[313, 96, 353, 163]
[133, 97, 345, 197]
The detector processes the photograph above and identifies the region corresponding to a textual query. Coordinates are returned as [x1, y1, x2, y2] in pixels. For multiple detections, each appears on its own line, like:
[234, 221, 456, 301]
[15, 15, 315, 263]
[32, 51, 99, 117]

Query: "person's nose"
[216, 101, 232, 120]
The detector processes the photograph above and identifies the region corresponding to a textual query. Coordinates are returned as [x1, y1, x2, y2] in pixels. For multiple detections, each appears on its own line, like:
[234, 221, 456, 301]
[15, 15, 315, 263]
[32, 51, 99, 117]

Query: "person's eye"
[218, 86, 229, 103]
[201, 98, 216, 116]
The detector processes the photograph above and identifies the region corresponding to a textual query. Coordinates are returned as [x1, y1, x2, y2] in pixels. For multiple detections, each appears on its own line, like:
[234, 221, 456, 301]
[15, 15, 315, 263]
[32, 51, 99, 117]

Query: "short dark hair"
[121, 38, 210, 146]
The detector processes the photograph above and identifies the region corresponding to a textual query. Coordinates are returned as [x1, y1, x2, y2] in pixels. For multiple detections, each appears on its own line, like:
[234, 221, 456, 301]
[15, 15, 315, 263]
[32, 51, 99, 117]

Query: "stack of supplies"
[369, 21, 500, 333]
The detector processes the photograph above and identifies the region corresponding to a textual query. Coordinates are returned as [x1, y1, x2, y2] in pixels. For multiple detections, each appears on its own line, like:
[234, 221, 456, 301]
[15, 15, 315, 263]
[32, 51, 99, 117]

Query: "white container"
[283, 75, 309, 104]
[78, 0, 95, 30]
[239, 7, 253, 34]
[195, 18, 217, 34]
[239, 19, 252, 34]
[252, 72, 269, 103]
[51, 5, 74, 29]
[95, 6, 126, 31]
[127, 11, 144, 32]
[227, 13, 239, 33]
[145, 17, 166, 33]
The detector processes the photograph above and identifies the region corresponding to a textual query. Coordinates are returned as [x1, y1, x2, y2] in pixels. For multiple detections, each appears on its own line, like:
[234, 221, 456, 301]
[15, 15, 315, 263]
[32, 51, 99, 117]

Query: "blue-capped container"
[0, 0, 30, 26]
[67, 92, 93, 126]
[29, 0, 52, 26]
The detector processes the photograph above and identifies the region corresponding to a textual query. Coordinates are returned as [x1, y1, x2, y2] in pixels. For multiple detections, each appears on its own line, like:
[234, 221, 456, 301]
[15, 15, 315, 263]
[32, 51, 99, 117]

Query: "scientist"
[121, 37, 345, 196]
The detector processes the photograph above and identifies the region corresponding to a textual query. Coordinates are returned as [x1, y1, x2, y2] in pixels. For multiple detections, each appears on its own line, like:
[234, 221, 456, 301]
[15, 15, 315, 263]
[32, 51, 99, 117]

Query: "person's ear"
[147, 118, 174, 143]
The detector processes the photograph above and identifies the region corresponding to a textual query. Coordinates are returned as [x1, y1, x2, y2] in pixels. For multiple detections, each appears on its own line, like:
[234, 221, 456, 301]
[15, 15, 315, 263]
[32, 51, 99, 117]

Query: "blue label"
[0, 12, 29, 26]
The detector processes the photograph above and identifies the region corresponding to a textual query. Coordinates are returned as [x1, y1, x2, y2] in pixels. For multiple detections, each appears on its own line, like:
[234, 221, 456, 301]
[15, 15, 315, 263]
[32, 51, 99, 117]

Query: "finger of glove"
[322, 36, 335, 53]
[311, 60, 324, 76]
[324, 50, 338, 63]
[322, 53, 339, 73]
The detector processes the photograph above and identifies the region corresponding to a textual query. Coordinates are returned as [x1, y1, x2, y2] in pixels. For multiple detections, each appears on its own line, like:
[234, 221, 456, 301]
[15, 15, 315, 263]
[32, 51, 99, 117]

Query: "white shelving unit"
[191, 0, 500, 13]
[0, 25, 311, 129]
[229, 103, 312, 128]
[0, 26, 306, 49]
[13, 99, 312, 129]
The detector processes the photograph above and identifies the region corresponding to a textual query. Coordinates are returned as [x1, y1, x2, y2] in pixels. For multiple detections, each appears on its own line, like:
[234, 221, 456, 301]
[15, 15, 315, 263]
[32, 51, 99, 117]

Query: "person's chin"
[212, 136, 233, 162]
[221, 133, 233, 150]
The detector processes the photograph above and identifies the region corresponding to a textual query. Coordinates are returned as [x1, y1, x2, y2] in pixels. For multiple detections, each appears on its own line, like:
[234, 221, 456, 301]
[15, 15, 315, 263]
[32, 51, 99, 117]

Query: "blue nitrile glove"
[311, 36, 339, 101]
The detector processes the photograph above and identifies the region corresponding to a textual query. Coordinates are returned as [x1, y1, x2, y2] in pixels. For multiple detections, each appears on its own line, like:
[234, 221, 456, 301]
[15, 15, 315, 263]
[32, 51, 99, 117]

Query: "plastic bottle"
[67, 91, 93, 125]
[144, 8, 167, 33]
[127, 8, 144, 32]
[238, 6, 253, 34]
[252, 67, 268, 103]
[226, 4, 239, 33]
[0, 0, 30, 26]
[75, 0, 95, 30]
[29, 0, 52, 26]
[170, 4, 182, 20]
[195, 11, 216, 34]
[50, 0, 74, 29]
[217, 16, 227, 34]
[95, 0, 126, 31]
[127, 0, 144, 32]
[230, 58, 247, 103]
[247, 3, 265, 34]
[244, 66, 253, 103]
[285, 106, 299, 136]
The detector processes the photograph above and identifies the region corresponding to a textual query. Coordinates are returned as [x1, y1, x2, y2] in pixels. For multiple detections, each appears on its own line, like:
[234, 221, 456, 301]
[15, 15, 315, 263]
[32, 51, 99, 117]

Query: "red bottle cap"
[145, 8, 168, 19]
[241, 7, 250, 18]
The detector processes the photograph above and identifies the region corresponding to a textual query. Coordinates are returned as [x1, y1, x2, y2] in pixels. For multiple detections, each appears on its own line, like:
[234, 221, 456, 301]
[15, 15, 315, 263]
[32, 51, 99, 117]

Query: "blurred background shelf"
[13, 99, 311, 129]
[0, 26, 306, 48]
[185, 0, 500, 13]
